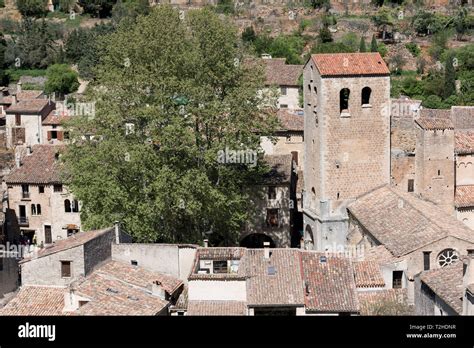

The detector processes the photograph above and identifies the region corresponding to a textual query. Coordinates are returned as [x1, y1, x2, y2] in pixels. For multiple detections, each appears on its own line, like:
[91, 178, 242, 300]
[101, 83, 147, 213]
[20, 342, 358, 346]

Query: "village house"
[261, 56, 302, 111]
[4, 84, 53, 149]
[347, 185, 474, 305]
[4, 144, 81, 246]
[243, 154, 298, 248]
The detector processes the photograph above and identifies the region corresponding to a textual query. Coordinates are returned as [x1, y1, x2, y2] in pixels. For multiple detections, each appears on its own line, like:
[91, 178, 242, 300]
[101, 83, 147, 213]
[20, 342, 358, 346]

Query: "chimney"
[264, 241, 270, 259]
[300, 237, 305, 250]
[114, 221, 120, 244]
[11, 93, 17, 106]
[17, 81, 22, 94]
[203, 239, 208, 248]
[152, 281, 166, 300]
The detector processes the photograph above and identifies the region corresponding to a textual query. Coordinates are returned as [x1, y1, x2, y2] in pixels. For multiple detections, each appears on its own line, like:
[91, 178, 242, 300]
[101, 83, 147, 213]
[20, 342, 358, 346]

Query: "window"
[291, 151, 299, 166]
[280, 87, 287, 96]
[361, 87, 372, 105]
[64, 199, 71, 213]
[71, 200, 79, 213]
[438, 170, 441, 176]
[38, 186, 44, 194]
[21, 184, 29, 199]
[50, 131, 58, 139]
[31, 204, 40, 215]
[408, 179, 414, 193]
[61, 261, 71, 278]
[268, 186, 276, 200]
[340, 88, 350, 113]
[266, 208, 279, 227]
[54, 184, 63, 193]
[15, 114, 21, 126]
[213, 260, 228, 274]
[468, 249, 474, 256]
[437, 249, 459, 267]
[280, 104, 288, 109]
[423, 251, 431, 271]
[131, 260, 138, 266]
[392, 271, 403, 289]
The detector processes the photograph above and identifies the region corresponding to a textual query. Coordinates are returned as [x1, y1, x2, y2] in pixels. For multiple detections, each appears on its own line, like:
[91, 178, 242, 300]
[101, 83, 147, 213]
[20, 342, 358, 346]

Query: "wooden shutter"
[57, 131, 63, 141]
[47, 131, 52, 141]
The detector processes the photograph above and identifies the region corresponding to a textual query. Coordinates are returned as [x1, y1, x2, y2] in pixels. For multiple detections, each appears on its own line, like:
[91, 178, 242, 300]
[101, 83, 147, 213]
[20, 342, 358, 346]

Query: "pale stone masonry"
[303, 53, 391, 251]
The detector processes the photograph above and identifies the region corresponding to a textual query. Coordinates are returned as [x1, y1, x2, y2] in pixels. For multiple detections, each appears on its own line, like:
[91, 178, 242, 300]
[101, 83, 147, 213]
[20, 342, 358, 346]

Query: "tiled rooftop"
[310, 53, 390, 77]
[5, 145, 64, 184]
[301, 252, 359, 313]
[358, 289, 409, 316]
[6, 99, 51, 114]
[420, 261, 464, 314]
[187, 300, 247, 316]
[455, 185, 474, 208]
[348, 186, 474, 257]
[246, 249, 305, 307]
[353, 260, 385, 288]
[0, 286, 68, 316]
[455, 130, 474, 154]
[277, 109, 304, 131]
[415, 117, 454, 130]
[262, 58, 302, 86]
[262, 154, 293, 185]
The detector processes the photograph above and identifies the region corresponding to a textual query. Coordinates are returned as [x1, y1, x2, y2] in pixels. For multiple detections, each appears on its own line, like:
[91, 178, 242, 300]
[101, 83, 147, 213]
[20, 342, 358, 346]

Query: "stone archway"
[240, 233, 276, 249]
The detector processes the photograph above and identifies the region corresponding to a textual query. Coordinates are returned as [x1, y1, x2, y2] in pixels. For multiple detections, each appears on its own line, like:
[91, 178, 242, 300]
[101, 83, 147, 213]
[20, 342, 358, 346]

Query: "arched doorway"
[240, 233, 276, 249]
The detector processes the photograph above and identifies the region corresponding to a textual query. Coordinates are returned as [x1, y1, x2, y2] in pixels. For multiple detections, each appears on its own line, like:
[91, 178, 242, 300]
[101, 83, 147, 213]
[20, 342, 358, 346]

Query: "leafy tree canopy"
[61, 6, 278, 245]
[44, 63, 79, 97]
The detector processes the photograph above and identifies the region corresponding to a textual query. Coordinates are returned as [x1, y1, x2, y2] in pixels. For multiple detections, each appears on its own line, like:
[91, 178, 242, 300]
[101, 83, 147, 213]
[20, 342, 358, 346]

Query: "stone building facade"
[4, 145, 81, 246]
[303, 53, 391, 251]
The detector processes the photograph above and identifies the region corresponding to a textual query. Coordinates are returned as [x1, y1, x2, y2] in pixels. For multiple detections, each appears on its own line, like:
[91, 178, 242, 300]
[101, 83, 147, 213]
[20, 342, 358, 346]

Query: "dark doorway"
[240, 234, 276, 249]
[44, 225, 52, 244]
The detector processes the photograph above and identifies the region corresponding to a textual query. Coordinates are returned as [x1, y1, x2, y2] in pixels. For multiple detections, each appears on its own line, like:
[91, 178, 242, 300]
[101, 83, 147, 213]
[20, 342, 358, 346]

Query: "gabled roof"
[5, 145, 63, 185]
[308, 53, 389, 77]
[420, 261, 464, 315]
[246, 249, 305, 307]
[358, 289, 409, 316]
[21, 228, 113, 263]
[6, 99, 51, 114]
[348, 186, 474, 257]
[301, 252, 359, 313]
[262, 58, 302, 86]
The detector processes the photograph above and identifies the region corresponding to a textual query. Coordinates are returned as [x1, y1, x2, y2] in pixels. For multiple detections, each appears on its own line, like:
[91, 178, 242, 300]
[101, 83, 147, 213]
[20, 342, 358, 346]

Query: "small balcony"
[21, 192, 30, 200]
[18, 216, 29, 226]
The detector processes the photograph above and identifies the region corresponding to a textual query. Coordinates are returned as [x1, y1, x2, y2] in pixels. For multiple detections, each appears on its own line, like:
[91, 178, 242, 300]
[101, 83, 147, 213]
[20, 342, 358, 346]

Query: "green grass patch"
[6, 69, 47, 82]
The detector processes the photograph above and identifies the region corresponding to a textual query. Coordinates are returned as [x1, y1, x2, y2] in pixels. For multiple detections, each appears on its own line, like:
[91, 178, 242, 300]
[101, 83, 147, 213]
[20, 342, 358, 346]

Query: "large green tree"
[16, 0, 48, 17]
[44, 63, 79, 98]
[61, 6, 278, 244]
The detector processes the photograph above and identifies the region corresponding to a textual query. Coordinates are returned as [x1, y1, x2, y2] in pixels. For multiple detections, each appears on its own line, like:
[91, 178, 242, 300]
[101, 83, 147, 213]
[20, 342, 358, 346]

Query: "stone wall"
[21, 245, 84, 286]
[415, 126, 455, 214]
[83, 228, 115, 276]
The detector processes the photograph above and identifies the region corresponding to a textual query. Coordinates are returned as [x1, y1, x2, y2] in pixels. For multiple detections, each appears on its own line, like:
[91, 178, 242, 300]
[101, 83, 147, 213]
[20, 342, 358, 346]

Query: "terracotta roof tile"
[246, 249, 304, 306]
[455, 130, 474, 154]
[420, 261, 464, 314]
[5, 145, 63, 184]
[310, 53, 389, 77]
[43, 109, 71, 125]
[263, 59, 302, 86]
[455, 185, 474, 208]
[17, 90, 44, 101]
[301, 252, 359, 313]
[6, 99, 51, 114]
[0, 286, 68, 316]
[415, 117, 454, 130]
[277, 109, 304, 131]
[419, 108, 452, 120]
[187, 300, 247, 315]
[21, 228, 113, 263]
[353, 261, 385, 288]
[348, 186, 474, 257]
